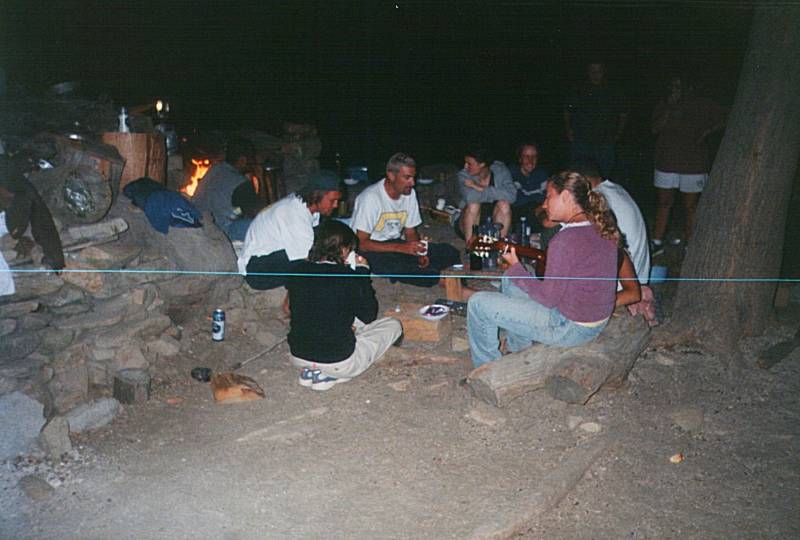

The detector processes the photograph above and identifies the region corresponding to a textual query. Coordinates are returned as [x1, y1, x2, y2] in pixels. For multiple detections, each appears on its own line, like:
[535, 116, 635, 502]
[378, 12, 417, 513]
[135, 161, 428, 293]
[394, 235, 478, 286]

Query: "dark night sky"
[1, 1, 752, 167]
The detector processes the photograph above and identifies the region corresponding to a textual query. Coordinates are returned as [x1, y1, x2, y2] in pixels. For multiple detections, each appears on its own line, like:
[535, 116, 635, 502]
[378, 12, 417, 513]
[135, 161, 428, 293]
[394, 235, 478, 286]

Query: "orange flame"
[182, 158, 211, 197]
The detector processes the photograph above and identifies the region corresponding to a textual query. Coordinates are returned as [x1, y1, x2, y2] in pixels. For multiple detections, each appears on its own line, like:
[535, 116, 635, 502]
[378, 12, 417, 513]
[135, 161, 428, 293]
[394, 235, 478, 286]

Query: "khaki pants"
[289, 317, 402, 379]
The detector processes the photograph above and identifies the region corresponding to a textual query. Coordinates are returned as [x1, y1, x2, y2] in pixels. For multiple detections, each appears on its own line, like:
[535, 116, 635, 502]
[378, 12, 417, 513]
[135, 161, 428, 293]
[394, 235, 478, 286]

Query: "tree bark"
[672, 6, 800, 353]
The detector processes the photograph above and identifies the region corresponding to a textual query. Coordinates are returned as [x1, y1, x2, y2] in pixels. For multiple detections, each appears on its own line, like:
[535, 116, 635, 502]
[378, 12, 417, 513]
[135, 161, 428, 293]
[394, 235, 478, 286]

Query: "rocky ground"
[1, 221, 799, 539]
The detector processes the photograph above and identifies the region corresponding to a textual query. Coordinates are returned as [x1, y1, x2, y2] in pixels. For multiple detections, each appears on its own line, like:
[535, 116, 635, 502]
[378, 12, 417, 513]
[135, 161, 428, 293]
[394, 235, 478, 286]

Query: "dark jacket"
[0, 159, 64, 270]
[287, 260, 377, 363]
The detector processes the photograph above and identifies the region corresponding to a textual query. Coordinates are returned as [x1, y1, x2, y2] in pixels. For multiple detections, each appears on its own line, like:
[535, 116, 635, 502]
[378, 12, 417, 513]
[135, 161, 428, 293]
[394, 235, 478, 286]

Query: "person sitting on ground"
[458, 147, 517, 244]
[287, 220, 403, 391]
[467, 171, 620, 368]
[237, 169, 341, 290]
[350, 152, 460, 288]
[510, 142, 549, 222]
[192, 137, 260, 241]
[570, 159, 650, 284]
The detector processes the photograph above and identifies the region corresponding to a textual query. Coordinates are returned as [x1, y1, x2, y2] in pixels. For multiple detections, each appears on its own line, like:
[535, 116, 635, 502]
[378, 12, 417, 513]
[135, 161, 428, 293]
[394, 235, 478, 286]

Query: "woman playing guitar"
[467, 171, 624, 368]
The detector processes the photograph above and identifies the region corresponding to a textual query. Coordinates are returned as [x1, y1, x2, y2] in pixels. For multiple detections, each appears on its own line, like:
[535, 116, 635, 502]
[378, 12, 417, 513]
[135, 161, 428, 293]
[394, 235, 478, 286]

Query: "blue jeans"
[467, 279, 606, 367]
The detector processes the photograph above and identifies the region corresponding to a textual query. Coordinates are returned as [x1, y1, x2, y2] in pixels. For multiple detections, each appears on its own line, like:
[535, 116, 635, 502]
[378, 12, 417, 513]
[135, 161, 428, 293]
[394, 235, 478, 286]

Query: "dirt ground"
[2, 222, 800, 539]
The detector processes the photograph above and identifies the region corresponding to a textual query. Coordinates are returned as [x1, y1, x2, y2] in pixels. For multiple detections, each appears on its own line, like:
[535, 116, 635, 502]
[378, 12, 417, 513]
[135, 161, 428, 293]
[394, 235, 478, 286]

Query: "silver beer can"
[212, 309, 225, 341]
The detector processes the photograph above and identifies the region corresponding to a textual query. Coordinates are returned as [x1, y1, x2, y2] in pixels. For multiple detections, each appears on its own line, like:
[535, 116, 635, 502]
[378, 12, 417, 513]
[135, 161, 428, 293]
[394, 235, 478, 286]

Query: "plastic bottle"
[519, 216, 529, 246]
[118, 107, 129, 133]
[482, 215, 493, 237]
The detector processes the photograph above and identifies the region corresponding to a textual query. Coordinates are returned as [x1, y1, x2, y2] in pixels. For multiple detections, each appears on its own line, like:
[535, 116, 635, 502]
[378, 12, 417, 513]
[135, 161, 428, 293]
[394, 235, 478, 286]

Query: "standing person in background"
[650, 75, 726, 254]
[287, 220, 402, 391]
[192, 137, 259, 241]
[458, 147, 517, 243]
[510, 142, 549, 223]
[564, 61, 627, 177]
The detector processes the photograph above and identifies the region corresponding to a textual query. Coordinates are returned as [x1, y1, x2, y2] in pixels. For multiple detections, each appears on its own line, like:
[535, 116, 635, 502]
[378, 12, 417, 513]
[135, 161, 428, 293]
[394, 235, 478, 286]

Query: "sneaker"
[310, 370, 350, 391]
[669, 238, 683, 247]
[298, 368, 318, 387]
[650, 240, 664, 257]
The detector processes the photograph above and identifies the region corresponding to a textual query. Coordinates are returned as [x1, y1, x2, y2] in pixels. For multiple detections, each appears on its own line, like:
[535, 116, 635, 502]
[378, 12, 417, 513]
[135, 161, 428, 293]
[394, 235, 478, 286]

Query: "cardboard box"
[384, 303, 452, 342]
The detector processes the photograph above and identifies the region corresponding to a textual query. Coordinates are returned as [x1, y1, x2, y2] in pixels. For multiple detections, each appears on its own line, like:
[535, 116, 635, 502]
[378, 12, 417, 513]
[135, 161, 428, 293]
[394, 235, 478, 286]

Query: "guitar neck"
[495, 241, 545, 261]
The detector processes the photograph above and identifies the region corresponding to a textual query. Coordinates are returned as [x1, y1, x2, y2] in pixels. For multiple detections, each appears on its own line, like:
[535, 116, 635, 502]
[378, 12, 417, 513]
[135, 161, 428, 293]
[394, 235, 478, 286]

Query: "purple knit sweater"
[505, 223, 617, 322]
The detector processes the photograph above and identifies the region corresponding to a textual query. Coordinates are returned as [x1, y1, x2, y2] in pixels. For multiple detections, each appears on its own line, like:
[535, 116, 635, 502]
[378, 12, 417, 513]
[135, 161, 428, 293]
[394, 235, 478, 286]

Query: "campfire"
[182, 158, 212, 197]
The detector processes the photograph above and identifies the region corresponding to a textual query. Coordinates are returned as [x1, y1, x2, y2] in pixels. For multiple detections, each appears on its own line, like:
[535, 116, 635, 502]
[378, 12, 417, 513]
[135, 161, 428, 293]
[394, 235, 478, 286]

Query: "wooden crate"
[384, 303, 452, 342]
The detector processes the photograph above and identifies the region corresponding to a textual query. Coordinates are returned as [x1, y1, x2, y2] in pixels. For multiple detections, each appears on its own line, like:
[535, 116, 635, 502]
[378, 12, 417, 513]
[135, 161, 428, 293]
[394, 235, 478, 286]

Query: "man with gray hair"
[350, 152, 460, 287]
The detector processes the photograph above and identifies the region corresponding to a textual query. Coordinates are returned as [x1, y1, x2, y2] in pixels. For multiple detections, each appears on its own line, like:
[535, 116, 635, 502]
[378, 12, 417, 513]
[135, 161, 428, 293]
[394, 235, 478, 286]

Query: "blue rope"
[1, 268, 798, 283]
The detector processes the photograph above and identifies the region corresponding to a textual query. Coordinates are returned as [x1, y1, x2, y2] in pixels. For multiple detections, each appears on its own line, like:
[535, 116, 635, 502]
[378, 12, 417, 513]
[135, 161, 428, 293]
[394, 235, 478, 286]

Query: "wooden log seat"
[465, 311, 651, 406]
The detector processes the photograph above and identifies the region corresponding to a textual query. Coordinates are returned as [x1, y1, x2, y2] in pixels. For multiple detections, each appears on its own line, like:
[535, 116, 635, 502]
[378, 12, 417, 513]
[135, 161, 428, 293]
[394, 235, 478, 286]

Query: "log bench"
[465, 312, 651, 406]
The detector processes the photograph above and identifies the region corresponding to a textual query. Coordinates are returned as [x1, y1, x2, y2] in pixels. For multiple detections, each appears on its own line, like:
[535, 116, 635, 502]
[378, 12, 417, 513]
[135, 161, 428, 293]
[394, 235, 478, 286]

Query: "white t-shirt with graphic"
[350, 179, 422, 242]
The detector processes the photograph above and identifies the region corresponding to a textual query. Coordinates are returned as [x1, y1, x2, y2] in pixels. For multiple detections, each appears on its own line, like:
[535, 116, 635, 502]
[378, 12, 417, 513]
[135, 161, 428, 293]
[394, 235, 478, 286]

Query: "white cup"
[435, 198, 446, 210]
[416, 239, 429, 256]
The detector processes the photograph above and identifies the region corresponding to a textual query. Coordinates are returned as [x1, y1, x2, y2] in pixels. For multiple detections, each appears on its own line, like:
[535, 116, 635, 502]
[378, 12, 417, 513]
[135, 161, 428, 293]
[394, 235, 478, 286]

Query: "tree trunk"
[671, 6, 800, 353]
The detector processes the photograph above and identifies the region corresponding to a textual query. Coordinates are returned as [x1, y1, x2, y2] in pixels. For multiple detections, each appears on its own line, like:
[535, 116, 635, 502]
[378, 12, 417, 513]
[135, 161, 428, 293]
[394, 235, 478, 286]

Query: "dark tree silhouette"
[670, 5, 800, 355]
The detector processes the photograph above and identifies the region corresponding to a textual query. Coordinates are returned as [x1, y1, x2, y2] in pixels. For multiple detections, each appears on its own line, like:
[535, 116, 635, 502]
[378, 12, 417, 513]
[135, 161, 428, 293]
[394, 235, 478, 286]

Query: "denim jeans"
[467, 279, 606, 367]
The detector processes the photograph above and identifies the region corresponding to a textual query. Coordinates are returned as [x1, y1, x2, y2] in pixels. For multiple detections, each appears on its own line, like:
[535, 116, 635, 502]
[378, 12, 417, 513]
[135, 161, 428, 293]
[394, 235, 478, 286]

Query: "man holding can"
[349, 152, 460, 287]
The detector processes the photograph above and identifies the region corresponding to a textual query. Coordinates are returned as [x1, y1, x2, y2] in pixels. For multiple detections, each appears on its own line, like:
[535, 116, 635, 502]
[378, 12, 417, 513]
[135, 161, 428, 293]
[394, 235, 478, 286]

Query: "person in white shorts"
[651, 75, 726, 253]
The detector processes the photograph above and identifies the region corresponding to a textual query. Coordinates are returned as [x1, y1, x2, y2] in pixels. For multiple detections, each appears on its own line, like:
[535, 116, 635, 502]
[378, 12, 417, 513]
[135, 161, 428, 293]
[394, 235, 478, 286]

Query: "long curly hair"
[551, 171, 622, 247]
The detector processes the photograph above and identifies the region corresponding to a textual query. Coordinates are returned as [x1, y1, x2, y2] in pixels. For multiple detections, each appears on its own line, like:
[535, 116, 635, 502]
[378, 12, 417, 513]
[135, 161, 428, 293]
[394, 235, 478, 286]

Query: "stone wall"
[1, 197, 240, 423]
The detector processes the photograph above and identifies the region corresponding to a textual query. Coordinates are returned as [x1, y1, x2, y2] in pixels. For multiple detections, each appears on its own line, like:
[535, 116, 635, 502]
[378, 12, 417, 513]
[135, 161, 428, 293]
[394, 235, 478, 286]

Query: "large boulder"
[0, 391, 45, 460]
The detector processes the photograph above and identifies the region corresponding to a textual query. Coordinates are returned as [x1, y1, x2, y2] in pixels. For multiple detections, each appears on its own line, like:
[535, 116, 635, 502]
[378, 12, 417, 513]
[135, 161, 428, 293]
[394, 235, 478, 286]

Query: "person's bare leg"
[682, 191, 701, 242]
[653, 187, 676, 242]
[461, 203, 481, 244]
[493, 200, 512, 237]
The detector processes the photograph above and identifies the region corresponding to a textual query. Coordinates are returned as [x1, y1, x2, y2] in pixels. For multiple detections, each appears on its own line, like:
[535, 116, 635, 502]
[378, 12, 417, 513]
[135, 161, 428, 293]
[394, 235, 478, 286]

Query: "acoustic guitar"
[468, 235, 547, 277]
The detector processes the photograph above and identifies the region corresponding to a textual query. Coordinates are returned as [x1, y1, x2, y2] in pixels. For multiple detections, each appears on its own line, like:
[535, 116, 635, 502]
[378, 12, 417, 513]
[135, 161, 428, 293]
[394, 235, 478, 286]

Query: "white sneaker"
[310, 370, 350, 391]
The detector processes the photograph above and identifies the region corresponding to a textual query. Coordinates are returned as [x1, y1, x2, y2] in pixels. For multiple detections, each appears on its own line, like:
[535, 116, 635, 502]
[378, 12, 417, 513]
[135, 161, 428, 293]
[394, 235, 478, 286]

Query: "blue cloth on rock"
[123, 177, 202, 234]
